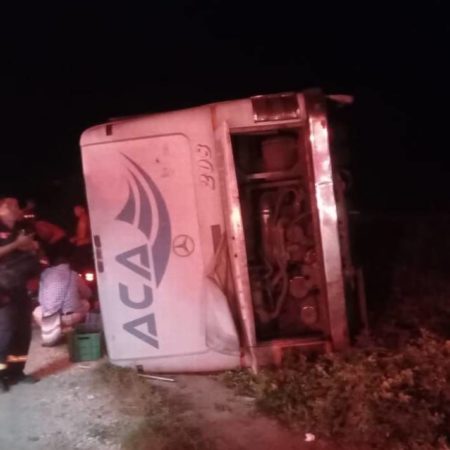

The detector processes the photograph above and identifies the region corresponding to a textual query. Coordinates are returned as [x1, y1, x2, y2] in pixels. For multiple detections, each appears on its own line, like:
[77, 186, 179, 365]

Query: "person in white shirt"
[33, 253, 91, 346]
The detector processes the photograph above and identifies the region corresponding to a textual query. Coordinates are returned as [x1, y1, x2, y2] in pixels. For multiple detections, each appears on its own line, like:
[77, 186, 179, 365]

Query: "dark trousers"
[10, 288, 32, 357]
[0, 289, 32, 370]
[0, 303, 14, 364]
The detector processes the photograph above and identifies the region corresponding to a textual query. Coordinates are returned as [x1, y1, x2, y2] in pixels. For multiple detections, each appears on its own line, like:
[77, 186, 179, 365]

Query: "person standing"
[71, 205, 93, 272]
[0, 198, 39, 391]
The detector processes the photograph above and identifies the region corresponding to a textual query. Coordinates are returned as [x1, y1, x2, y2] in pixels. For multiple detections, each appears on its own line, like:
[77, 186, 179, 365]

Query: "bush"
[362, 215, 450, 344]
[222, 215, 450, 448]
[224, 332, 450, 449]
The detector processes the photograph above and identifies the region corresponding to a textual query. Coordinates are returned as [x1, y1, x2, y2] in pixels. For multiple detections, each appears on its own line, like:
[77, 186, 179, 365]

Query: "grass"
[92, 363, 214, 450]
[222, 333, 450, 449]
[122, 417, 215, 450]
[221, 215, 450, 449]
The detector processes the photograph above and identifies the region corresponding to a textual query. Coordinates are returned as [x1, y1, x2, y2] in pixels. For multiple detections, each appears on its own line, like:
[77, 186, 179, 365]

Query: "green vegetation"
[224, 332, 450, 449]
[223, 216, 450, 449]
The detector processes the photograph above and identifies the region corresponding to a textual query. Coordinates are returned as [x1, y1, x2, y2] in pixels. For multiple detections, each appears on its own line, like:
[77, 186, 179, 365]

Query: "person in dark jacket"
[0, 198, 39, 391]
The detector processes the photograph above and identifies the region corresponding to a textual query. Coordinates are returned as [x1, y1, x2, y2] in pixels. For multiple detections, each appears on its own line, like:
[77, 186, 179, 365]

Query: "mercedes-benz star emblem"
[173, 234, 195, 257]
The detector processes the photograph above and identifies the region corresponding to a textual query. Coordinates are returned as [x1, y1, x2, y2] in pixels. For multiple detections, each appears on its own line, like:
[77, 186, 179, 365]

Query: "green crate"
[68, 326, 102, 362]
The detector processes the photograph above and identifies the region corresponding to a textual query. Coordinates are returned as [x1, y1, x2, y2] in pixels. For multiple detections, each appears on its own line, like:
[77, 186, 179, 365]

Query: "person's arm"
[75, 217, 89, 245]
[0, 232, 37, 260]
[35, 221, 66, 244]
[0, 240, 19, 259]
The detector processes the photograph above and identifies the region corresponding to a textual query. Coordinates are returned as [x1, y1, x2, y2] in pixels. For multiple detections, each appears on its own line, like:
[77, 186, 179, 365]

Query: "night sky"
[1, 1, 448, 219]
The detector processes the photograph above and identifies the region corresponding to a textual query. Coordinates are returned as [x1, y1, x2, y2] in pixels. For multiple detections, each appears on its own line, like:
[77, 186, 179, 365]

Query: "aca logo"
[114, 154, 171, 348]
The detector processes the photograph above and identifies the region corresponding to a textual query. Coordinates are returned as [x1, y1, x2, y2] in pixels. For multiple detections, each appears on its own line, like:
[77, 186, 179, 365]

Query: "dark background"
[0, 1, 448, 222]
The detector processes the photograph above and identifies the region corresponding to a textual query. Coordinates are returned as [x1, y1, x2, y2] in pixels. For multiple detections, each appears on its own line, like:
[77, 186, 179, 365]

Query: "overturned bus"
[80, 89, 363, 372]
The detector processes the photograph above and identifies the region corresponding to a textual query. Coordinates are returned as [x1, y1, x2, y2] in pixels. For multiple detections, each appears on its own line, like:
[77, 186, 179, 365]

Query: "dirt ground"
[0, 327, 341, 450]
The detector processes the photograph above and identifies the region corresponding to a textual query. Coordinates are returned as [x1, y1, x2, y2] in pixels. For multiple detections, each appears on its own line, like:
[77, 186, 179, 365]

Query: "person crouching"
[33, 252, 91, 346]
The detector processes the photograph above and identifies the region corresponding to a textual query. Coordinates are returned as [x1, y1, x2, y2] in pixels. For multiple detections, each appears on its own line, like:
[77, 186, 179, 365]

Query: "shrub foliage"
[224, 217, 450, 449]
[225, 332, 450, 449]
